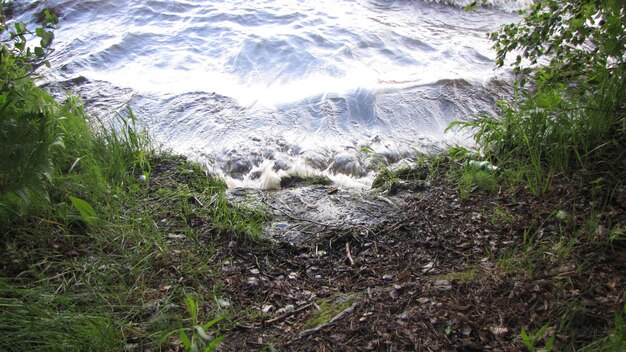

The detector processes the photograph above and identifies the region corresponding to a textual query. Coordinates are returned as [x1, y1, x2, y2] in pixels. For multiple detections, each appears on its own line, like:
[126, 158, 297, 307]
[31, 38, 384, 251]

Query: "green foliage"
[520, 323, 555, 352]
[491, 0, 625, 87]
[0, 278, 122, 351]
[69, 196, 97, 224]
[0, 3, 58, 75]
[161, 296, 225, 352]
[0, 6, 61, 224]
[451, 0, 625, 195]
[371, 163, 430, 191]
[457, 166, 498, 199]
[445, 159, 499, 199]
[371, 167, 399, 190]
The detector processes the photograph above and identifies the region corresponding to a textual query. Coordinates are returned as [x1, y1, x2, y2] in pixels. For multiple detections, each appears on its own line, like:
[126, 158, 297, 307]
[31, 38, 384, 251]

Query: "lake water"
[15, 0, 528, 188]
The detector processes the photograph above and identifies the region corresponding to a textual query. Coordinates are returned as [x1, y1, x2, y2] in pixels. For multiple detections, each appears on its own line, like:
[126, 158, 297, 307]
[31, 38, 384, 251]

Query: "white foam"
[221, 155, 375, 190]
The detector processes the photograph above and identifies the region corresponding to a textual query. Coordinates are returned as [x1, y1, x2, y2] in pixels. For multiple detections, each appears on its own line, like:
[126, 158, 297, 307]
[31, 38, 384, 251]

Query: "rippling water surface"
[16, 0, 528, 188]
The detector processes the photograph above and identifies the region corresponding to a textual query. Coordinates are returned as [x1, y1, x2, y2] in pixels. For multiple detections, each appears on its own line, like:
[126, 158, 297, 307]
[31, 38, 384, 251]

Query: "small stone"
[250, 268, 260, 275]
[434, 280, 451, 290]
[396, 312, 409, 320]
[217, 298, 231, 308]
[489, 325, 509, 336]
[462, 326, 472, 336]
[285, 304, 295, 312]
[382, 274, 393, 281]
[274, 222, 288, 231]
[417, 297, 430, 304]
[389, 289, 399, 300]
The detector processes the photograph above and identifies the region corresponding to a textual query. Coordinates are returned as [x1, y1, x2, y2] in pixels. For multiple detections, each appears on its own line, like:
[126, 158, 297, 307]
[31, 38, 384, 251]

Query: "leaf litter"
[152, 158, 625, 351]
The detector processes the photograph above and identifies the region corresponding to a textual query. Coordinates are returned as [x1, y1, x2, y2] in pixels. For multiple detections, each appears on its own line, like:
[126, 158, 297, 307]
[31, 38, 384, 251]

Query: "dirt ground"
[146, 157, 625, 351]
[204, 163, 626, 351]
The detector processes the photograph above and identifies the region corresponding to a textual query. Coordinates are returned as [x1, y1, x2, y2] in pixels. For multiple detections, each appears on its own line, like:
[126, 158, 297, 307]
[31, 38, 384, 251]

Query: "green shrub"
[0, 9, 61, 225]
[450, 0, 625, 194]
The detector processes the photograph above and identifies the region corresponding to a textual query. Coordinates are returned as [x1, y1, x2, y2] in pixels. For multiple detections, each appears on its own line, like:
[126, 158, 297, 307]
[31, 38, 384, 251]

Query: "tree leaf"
[34, 47, 45, 58]
[69, 196, 97, 223]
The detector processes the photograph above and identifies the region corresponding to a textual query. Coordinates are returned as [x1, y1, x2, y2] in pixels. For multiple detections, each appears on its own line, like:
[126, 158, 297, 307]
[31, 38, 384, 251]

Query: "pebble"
[434, 279, 452, 290]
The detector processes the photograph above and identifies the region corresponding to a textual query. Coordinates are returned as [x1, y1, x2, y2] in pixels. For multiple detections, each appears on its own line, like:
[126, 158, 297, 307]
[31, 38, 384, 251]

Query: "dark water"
[15, 0, 527, 188]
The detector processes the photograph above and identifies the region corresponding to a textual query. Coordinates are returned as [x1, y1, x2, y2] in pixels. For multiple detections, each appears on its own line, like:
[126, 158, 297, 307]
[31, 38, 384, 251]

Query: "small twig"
[376, 195, 400, 210]
[192, 196, 203, 207]
[264, 303, 313, 325]
[31, 216, 64, 227]
[296, 302, 358, 339]
[388, 213, 420, 232]
[345, 242, 355, 267]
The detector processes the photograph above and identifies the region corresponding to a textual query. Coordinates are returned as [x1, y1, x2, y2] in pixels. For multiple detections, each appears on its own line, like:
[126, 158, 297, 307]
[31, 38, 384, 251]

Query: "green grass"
[371, 164, 429, 192]
[449, 65, 625, 196]
[442, 160, 499, 199]
[579, 304, 626, 352]
[0, 89, 267, 350]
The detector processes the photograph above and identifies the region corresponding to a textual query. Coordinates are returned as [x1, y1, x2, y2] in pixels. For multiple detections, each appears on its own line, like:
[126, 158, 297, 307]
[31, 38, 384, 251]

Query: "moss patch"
[280, 175, 333, 188]
[304, 293, 358, 329]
